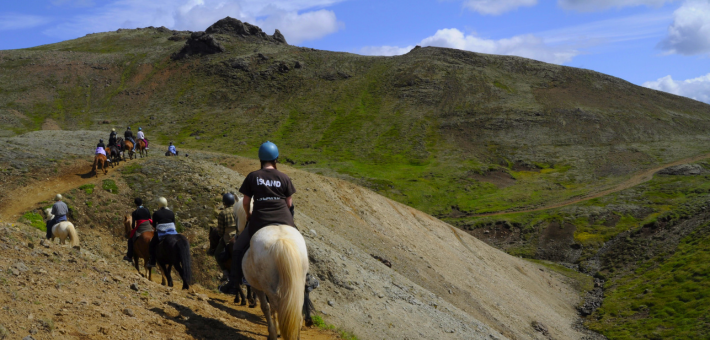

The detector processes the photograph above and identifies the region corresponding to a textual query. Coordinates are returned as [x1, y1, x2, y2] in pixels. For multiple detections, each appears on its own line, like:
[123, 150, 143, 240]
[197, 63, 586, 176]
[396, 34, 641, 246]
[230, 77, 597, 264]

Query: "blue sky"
[1, 0, 710, 103]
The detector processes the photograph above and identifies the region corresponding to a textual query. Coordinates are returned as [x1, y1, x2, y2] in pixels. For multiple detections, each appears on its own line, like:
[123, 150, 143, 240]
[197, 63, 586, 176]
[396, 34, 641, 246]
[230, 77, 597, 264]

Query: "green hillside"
[4, 17, 710, 339]
[3, 19, 710, 227]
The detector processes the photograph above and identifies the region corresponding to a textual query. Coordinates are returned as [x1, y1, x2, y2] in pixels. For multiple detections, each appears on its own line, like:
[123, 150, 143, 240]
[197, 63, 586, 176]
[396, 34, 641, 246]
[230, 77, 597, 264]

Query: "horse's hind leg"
[166, 264, 174, 287]
[175, 262, 188, 290]
[235, 284, 246, 305]
[158, 262, 169, 286]
[247, 286, 256, 308]
[256, 290, 277, 340]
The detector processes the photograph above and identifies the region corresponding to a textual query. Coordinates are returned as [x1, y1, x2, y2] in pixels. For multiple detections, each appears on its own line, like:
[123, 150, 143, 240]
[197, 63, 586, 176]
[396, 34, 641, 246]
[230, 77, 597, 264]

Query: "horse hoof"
[240, 301, 247, 306]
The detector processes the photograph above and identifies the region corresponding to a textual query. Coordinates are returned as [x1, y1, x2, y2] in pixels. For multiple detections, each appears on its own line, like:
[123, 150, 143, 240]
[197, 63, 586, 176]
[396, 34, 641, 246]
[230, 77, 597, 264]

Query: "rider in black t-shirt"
[123, 198, 152, 262]
[219, 141, 296, 294]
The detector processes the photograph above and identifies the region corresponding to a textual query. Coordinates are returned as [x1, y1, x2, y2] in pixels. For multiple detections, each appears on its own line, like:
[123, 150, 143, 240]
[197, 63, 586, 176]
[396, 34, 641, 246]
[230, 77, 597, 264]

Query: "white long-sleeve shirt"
[137, 131, 145, 139]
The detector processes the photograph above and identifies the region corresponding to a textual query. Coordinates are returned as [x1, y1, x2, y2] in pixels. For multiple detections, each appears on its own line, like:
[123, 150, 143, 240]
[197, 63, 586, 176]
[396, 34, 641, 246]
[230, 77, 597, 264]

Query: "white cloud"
[658, 0, 710, 55]
[558, 0, 677, 11]
[0, 14, 50, 31]
[257, 10, 343, 44]
[361, 28, 579, 64]
[643, 73, 710, 103]
[460, 0, 537, 15]
[44, 0, 345, 44]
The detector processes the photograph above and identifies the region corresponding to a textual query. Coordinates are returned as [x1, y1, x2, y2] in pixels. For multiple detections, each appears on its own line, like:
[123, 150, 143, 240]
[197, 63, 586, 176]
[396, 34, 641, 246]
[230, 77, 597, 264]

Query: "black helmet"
[99, 139, 104, 143]
[222, 193, 235, 206]
[127, 126, 131, 130]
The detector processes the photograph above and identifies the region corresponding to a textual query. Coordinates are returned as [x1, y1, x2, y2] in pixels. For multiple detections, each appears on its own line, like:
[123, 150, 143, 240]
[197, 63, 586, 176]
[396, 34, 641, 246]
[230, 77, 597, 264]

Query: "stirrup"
[146, 261, 156, 268]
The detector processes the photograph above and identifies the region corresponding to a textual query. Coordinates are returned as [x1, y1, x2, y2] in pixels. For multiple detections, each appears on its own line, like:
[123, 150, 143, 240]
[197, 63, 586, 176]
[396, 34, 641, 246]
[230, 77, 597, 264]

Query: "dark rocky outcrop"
[171, 32, 225, 60]
[205, 17, 288, 45]
[657, 164, 704, 175]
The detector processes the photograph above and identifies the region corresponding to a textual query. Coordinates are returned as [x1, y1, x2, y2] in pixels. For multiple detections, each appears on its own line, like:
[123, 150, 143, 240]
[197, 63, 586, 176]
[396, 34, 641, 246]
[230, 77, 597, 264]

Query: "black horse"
[157, 234, 192, 290]
[208, 227, 255, 306]
[108, 145, 121, 166]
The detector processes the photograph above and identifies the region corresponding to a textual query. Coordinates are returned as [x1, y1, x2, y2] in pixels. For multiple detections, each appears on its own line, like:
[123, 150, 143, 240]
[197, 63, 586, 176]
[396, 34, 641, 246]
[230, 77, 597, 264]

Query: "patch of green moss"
[102, 179, 118, 194]
[311, 315, 359, 340]
[21, 211, 46, 231]
[121, 163, 142, 175]
[587, 225, 710, 339]
[79, 184, 95, 195]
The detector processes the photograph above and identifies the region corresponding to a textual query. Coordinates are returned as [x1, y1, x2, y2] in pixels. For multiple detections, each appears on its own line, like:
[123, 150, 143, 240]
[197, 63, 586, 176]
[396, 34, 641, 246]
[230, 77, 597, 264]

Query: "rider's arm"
[286, 196, 293, 208]
[243, 195, 251, 220]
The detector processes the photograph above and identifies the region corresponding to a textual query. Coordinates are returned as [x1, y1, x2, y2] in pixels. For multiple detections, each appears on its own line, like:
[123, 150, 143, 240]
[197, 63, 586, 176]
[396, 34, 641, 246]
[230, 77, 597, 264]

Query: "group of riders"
[109, 141, 306, 295]
[94, 126, 181, 160]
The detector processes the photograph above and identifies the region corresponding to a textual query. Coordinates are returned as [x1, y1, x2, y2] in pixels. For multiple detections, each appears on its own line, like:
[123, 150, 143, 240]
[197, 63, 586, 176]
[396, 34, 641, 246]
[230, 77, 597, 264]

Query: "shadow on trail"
[207, 299, 265, 326]
[149, 302, 261, 340]
[77, 171, 96, 179]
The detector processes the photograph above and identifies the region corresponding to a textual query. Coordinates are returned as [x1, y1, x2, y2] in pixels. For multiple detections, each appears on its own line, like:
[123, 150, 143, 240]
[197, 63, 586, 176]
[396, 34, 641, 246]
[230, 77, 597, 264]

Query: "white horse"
[243, 224, 309, 340]
[234, 196, 253, 234]
[45, 208, 80, 247]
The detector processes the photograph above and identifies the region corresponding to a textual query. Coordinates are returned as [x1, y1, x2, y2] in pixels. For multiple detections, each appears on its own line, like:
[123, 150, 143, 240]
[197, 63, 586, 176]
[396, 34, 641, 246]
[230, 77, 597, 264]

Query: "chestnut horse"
[123, 140, 134, 160]
[92, 154, 108, 177]
[124, 215, 154, 280]
[136, 139, 148, 158]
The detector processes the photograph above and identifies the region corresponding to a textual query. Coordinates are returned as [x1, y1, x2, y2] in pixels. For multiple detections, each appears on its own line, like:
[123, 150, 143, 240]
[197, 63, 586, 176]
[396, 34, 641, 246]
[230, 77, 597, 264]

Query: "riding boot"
[123, 238, 134, 262]
[146, 235, 159, 268]
[45, 219, 54, 240]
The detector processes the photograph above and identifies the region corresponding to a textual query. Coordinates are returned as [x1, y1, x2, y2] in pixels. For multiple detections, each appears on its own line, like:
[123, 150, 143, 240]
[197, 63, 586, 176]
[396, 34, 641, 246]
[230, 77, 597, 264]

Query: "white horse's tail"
[66, 223, 80, 247]
[272, 238, 305, 340]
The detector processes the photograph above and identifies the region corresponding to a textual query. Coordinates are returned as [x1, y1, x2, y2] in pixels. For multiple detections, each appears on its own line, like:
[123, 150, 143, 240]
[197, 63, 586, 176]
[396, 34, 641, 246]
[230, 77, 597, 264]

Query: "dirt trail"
[477, 151, 710, 217]
[0, 159, 133, 221]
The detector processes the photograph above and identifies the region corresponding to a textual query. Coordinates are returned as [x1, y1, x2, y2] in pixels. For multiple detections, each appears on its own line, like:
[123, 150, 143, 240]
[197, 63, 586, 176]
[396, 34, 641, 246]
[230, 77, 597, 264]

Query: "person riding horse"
[146, 197, 178, 268]
[46, 194, 68, 240]
[96, 139, 111, 162]
[219, 141, 297, 294]
[166, 142, 178, 156]
[123, 198, 152, 262]
[215, 193, 238, 280]
[137, 127, 149, 150]
[124, 126, 136, 152]
[108, 128, 118, 147]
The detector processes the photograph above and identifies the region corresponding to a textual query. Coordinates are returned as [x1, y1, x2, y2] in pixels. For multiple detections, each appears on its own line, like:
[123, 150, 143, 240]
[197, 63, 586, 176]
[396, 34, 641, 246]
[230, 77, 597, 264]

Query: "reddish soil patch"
[41, 118, 61, 130]
[470, 169, 516, 188]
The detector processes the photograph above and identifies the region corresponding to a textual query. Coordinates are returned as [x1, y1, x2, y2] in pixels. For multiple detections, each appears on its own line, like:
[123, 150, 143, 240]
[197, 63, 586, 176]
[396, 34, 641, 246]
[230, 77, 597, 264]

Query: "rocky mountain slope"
[0, 130, 599, 339]
[1, 17, 710, 227]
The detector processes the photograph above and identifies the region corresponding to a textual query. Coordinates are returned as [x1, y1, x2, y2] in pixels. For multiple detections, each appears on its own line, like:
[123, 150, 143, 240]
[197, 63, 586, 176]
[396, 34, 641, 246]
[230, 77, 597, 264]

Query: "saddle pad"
[135, 221, 153, 237]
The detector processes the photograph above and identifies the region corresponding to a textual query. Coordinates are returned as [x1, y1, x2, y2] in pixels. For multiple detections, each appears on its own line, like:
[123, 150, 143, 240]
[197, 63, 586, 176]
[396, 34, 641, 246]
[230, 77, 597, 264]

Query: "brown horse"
[123, 140, 134, 160]
[92, 153, 108, 177]
[124, 215, 154, 280]
[136, 139, 148, 158]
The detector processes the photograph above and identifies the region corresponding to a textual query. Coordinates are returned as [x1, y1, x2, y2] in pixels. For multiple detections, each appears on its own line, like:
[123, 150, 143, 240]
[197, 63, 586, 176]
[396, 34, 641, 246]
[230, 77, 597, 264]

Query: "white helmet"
[157, 197, 168, 208]
[55, 194, 62, 201]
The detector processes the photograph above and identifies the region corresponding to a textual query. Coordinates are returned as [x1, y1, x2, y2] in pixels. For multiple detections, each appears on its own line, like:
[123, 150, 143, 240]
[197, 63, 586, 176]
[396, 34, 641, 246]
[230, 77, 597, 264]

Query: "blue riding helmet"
[138, 127, 142, 131]
[258, 141, 279, 161]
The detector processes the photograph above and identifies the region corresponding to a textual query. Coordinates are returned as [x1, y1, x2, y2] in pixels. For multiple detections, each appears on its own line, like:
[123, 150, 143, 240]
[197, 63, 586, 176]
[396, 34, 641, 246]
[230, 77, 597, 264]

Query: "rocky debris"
[171, 32, 225, 60]
[370, 254, 392, 268]
[122, 308, 135, 317]
[658, 164, 703, 176]
[532, 321, 549, 336]
[130, 283, 139, 291]
[578, 278, 605, 316]
[205, 17, 288, 45]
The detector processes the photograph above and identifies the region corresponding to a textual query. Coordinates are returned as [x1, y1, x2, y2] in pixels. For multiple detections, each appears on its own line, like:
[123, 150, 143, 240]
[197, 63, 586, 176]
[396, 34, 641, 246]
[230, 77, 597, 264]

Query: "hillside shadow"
[149, 302, 261, 340]
[207, 299, 265, 325]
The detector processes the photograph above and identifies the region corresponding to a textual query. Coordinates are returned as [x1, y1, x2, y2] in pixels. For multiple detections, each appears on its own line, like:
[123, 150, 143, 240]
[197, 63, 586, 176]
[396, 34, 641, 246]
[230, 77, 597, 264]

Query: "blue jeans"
[46, 215, 67, 239]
